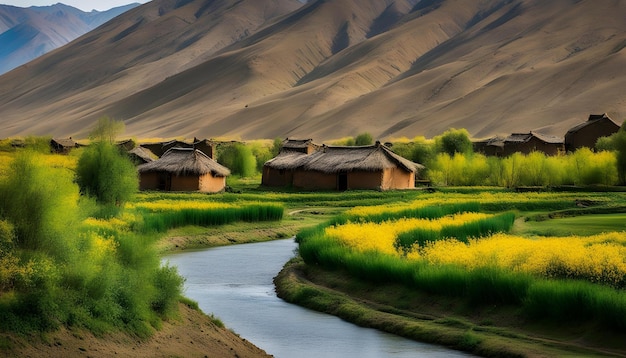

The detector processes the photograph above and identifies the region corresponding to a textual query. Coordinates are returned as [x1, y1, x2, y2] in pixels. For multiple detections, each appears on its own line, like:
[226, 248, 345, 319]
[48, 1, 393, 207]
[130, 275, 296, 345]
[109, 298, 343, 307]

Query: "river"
[164, 238, 474, 358]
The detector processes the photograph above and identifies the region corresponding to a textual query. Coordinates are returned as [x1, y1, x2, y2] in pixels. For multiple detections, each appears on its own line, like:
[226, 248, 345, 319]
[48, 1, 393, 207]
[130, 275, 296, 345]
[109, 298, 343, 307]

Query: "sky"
[0, 0, 150, 12]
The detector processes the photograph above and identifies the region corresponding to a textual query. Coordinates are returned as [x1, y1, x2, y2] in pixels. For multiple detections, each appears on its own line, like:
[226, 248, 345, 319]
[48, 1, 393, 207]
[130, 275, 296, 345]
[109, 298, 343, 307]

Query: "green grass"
[520, 213, 626, 236]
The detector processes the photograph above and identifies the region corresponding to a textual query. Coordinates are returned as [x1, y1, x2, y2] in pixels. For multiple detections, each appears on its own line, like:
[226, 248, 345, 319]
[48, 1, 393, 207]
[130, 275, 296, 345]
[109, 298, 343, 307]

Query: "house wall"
[139, 172, 160, 190]
[198, 174, 226, 193]
[170, 175, 201, 191]
[293, 170, 337, 190]
[381, 168, 415, 190]
[347, 171, 383, 190]
[262, 167, 294, 187]
[565, 120, 621, 152]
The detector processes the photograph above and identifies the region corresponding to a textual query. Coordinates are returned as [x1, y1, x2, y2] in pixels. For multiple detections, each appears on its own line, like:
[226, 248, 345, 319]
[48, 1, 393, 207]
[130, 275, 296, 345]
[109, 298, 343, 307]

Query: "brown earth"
[1, 303, 271, 358]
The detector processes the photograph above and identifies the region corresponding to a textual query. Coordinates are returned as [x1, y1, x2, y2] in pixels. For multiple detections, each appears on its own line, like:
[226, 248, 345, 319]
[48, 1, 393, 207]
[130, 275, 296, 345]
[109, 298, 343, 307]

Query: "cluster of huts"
[473, 113, 622, 156]
[41, 113, 621, 193]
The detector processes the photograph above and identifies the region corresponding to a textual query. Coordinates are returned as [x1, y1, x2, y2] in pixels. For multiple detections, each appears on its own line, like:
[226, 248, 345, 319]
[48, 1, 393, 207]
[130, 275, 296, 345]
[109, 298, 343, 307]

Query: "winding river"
[164, 238, 474, 358]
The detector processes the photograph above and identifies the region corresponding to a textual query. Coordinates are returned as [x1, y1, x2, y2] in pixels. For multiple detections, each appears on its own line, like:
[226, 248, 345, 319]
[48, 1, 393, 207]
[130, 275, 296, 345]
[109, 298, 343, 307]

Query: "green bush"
[75, 141, 138, 209]
[218, 143, 257, 177]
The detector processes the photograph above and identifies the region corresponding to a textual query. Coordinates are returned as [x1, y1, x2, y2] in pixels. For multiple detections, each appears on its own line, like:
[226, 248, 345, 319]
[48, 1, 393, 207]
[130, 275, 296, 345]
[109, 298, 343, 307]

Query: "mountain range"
[0, 3, 140, 75]
[0, 0, 624, 141]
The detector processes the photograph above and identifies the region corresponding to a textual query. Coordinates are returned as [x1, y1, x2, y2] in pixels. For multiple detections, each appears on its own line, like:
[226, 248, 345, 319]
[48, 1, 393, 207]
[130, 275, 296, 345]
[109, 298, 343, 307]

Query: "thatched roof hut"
[281, 138, 320, 154]
[263, 142, 424, 190]
[138, 148, 230, 192]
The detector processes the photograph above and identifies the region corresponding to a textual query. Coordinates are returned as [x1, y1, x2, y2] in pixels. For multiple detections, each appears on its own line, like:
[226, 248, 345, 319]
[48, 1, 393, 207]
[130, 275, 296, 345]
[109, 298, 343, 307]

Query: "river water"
[164, 238, 473, 358]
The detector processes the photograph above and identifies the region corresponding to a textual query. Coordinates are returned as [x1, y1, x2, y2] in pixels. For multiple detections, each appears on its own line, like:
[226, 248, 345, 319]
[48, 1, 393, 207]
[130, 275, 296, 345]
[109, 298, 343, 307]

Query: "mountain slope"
[0, 0, 624, 141]
[0, 3, 140, 75]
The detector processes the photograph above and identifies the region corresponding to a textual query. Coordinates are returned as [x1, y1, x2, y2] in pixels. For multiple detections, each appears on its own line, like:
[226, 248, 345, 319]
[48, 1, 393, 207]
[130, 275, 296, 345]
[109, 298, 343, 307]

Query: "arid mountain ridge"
[0, 0, 624, 142]
[0, 3, 140, 75]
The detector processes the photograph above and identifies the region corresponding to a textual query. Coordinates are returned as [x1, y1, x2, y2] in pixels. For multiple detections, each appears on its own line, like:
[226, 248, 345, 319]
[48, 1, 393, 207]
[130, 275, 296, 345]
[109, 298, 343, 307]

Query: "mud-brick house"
[192, 138, 217, 159]
[501, 132, 564, 156]
[473, 136, 505, 156]
[263, 142, 424, 191]
[138, 148, 230, 193]
[50, 137, 78, 154]
[564, 113, 621, 152]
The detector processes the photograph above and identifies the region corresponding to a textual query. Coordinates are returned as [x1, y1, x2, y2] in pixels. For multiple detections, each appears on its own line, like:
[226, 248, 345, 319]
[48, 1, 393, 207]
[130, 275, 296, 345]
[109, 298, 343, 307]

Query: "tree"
[76, 118, 137, 209]
[217, 143, 257, 177]
[354, 132, 374, 146]
[89, 116, 125, 143]
[613, 128, 626, 185]
[434, 128, 473, 156]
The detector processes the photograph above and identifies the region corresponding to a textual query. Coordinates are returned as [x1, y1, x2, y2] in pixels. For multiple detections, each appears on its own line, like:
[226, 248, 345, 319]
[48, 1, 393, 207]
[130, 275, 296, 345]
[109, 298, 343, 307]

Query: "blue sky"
[1, 1, 149, 12]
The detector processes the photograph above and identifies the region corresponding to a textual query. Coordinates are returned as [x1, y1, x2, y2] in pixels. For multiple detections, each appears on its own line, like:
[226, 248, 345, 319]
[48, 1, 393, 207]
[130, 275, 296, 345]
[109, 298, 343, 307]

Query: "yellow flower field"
[128, 200, 236, 212]
[325, 212, 491, 255]
[412, 232, 626, 287]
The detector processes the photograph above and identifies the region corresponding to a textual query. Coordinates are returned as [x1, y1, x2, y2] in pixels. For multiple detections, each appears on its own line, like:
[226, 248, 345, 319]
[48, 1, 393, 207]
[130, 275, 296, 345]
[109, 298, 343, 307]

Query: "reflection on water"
[165, 239, 474, 358]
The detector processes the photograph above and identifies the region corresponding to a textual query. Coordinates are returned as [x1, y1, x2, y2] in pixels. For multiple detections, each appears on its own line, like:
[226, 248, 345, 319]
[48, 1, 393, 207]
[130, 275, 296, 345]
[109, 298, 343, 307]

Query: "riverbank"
[1, 302, 271, 358]
[275, 256, 626, 358]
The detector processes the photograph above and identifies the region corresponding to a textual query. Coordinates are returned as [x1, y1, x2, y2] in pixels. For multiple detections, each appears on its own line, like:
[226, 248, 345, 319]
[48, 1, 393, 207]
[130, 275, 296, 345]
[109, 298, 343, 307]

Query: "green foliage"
[434, 128, 473, 156]
[75, 141, 138, 208]
[137, 204, 284, 233]
[271, 137, 283, 157]
[218, 143, 257, 177]
[354, 132, 374, 146]
[613, 128, 626, 185]
[0, 151, 79, 257]
[0, 151, 183, 337]
[89, 116, 125, 143]
[249, 141, 273, 172]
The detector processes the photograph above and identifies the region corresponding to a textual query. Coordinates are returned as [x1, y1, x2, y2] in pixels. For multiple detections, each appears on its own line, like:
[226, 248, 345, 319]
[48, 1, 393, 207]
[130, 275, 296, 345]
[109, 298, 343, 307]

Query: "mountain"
[0, 0, 624, 141]
[0, 3, 140, 75]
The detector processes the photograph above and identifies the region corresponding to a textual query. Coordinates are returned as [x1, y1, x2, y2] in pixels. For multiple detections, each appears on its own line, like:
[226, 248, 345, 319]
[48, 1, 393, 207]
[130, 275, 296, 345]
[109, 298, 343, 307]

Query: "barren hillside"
[0, 0, 624, 141]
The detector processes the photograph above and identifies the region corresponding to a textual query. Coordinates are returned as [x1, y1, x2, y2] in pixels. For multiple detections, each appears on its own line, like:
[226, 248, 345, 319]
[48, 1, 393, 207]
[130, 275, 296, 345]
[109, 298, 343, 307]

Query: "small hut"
[50, 137, 77, 154]
[501, 131, 564, 156]
[280, 138, 320, 154]
[138, 148, 230, 193]
[565, 113, 621, 152]
[263, 142, 424, 190]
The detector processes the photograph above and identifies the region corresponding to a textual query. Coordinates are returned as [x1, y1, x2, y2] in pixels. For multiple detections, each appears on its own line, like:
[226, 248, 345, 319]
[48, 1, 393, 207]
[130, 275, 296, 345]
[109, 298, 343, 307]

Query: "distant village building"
[128, 146, 157, 165]
[116, 139, 136, 152]
[138, 148, 230, 193]
[564, 113, 621, 152]
[50, 137, 78, 154]
[473, 136, 505, 156]
[280, 138, 320, 154]
[262, 141, 424, 191]
[501, 132, 564, 156]
[139, 138, 216, 159]
[192, 138, 217, 159]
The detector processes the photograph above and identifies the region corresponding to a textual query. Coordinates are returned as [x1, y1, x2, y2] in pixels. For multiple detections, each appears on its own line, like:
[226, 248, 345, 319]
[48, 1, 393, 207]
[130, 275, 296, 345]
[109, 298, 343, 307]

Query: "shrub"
[354, 132, 373, 146]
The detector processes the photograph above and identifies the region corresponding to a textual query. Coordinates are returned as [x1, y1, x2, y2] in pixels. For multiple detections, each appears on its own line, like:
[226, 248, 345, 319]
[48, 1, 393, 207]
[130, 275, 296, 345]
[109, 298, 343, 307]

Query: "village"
[36, 112, 623, 193]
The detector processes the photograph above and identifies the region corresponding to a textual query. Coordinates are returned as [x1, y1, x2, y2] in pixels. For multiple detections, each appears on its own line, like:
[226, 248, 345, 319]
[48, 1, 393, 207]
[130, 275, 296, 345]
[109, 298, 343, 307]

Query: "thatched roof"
[566, 113, 620, 134]
[51, 138, 76, 148]
[129, 146, 157, 164]
[505, 131, 563, 144]
[265, 142, 424, 174]
[138, 148, 230, 177]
